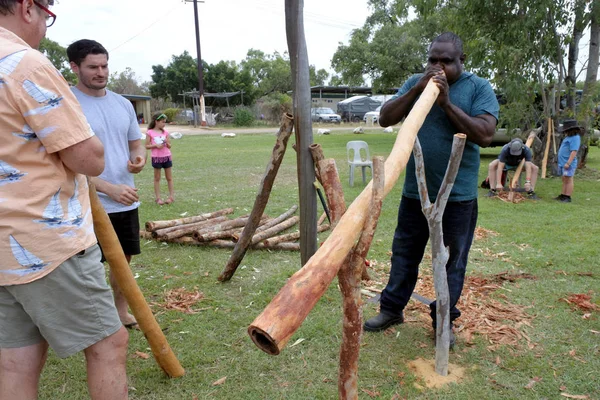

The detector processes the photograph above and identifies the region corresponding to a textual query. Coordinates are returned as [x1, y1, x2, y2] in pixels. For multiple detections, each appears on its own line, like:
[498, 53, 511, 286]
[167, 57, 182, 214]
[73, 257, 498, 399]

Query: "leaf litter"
[151, 287, 205, 314]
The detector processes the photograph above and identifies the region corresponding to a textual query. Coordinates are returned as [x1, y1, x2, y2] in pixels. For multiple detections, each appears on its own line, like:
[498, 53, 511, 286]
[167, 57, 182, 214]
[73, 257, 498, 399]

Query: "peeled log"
[153, 216, 228, 240]
[89, 183, 184, 378]
[248, 78, 440, 355]
[145, 208, 234, 231]
[251, 216, 299, 245]
[219, 114, 295, 282]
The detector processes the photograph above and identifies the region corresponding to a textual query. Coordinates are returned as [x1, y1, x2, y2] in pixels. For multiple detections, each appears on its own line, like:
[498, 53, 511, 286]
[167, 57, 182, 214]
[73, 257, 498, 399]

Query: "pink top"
[147, 129, 172, 159]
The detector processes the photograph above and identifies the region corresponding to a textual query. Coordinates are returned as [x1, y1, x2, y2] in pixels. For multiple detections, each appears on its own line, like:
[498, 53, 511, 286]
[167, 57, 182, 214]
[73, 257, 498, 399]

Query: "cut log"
[413, 134, 466, 376]
[251, 216, 299, 245]
[195, 216, 269, 242]
[153, 216, 229, 240]
[508, 131, 537, 202]
[145, 208, 234, 231]
[541, 117, 552, 178]
[317, 212, 327, 226]
[89, 183, 184, 378]
[191, 216, 259, 241]
[260, 223, 330, 246]
[218, 114, 295, 282]
[248, 78, 440, 356]
[338, 156, 384, 400]
[255, 205, 298, 233]
[309, 143, 325, 181]
[316, 158, 346, 226]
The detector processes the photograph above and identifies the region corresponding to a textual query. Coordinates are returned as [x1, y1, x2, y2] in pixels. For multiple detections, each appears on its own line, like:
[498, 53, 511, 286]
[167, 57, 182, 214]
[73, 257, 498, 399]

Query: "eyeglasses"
[17, 0, 56, 27]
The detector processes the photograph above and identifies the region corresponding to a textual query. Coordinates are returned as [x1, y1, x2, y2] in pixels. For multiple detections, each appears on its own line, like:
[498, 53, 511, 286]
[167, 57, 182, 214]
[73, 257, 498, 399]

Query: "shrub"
[260, 93, 293, 122]
[233, 107, 255, 127]
[163, 108, 180, 123]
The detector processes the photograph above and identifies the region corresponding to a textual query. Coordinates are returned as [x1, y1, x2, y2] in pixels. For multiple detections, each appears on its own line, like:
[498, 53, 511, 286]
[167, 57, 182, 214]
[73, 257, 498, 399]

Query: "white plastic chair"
[346, 140, 373, 186]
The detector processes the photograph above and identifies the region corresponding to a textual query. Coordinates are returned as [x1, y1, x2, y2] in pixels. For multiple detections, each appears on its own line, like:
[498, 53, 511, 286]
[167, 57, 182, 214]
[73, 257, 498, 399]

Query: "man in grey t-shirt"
[68, 39, 146, 329]
[485, 138, 539, 199]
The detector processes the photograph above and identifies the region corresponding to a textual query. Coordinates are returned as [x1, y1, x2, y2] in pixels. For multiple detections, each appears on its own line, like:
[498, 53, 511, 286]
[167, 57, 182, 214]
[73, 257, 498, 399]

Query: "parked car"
[363, 106, 381, 124]
[311, 107, 341, 123]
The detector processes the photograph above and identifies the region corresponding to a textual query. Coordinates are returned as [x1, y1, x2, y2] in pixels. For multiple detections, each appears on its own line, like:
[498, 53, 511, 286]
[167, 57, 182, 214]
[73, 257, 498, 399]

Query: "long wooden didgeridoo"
[248, 79, 440, 355]
[89, 183, 185, 378]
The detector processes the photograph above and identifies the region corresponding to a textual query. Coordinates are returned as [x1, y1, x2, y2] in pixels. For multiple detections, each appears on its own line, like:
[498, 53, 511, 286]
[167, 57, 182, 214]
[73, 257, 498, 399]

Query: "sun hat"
[509, 138, 524, 156]
[156, 113, 167, 121]
[560, 119, 582, 133]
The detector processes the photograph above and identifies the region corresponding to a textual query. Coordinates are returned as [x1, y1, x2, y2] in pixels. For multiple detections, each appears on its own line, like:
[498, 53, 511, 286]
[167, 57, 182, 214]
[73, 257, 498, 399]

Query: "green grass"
[38, 131, 599, 399]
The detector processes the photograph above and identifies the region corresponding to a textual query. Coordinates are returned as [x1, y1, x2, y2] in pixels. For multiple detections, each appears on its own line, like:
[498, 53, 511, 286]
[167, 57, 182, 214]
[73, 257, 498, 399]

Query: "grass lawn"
[39, 129, 599, 399]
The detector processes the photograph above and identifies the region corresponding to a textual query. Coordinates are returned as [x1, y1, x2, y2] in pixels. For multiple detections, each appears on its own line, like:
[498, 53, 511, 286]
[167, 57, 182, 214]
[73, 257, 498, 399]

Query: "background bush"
[233, 107, 256, 127]
[163, 107, 180, 123]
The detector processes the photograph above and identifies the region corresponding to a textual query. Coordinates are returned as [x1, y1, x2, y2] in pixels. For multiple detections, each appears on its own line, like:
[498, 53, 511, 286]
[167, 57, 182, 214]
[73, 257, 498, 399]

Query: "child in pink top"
[145, 113, 174, 204]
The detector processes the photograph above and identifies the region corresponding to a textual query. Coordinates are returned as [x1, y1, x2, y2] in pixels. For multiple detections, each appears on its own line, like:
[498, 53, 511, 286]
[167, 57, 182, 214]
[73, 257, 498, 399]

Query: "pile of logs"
[140, 205, 330, 251]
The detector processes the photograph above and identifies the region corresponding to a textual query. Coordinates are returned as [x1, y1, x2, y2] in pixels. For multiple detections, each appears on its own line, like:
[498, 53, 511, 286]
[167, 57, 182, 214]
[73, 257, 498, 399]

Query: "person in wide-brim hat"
[555, 119, 582, 202]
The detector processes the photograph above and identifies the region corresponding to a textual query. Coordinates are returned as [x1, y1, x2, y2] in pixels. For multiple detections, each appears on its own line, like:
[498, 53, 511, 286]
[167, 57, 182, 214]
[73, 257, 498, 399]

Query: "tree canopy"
[39, 38, 77, 85]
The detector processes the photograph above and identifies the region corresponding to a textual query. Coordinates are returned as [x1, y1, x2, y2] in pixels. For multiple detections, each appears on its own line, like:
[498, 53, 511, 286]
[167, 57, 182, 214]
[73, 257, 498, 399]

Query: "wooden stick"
[309, 143, 325, 182]
[145, 208, 234, 232]
[251, 216, 299, 244]
[338, 156, 384, 400]
[260, 223, 330, 246]
[317, 212, 327, 226]
[248, 78, 440, 355]
[255, 205, 298, 233]
[218, 113, 295, 281]
[508, 131, 537, 202]
[541, 117, 552, 178]
[89, 183, 184, 378]
[413, 134, 466, 376]
[153, 216, 229, 239]
[316, 158, 346, 226]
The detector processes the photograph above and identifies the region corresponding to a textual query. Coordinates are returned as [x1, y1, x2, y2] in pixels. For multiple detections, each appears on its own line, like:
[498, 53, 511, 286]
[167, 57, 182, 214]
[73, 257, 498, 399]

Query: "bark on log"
[191, 216, 258, 241]
[218, 114, 294, 282]
[317, 158, 346, 226]
[260, 223, 330, 246]
[541, 118, 553, 178]
[89, 183, 185, 378]
[508, 131, 537, 202]
[248, 78, 440, 355]
[195, 216, 269, 242]
[251, 216, 299, 244]
[255, 205, 298, 233]
[338, 157, 384, 400]
[145, 208, 234, 232]
[413, 134, 466, 376]
[309, 143, 325, 182]
[317, 212, 327, 226]
[153, 216, 229, 240]
[168, 238, 300, 251]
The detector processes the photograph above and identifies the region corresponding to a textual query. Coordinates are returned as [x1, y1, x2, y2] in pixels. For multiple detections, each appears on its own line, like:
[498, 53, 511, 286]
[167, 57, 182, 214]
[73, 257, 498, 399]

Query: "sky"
[47, 0, 370, 83]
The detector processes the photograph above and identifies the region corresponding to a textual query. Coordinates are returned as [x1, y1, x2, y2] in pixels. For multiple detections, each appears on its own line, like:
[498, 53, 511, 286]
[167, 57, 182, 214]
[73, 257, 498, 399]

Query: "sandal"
[155, 198, 164, 205]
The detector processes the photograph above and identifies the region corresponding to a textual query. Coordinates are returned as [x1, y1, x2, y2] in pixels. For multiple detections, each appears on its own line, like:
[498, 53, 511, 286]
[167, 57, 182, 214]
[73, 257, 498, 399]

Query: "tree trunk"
[247, 78, 440, 356]
[218, 114, 294, 282]
[89, 183, 185, 378]
[338, 157, 384, 400]
[565, 0, 586, 113]
[286, 0, 317, 265]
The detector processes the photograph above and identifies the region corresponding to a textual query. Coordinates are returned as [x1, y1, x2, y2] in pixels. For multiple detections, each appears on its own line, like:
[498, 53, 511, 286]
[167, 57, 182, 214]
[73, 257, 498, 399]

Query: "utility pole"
[184, 0, 206, 126]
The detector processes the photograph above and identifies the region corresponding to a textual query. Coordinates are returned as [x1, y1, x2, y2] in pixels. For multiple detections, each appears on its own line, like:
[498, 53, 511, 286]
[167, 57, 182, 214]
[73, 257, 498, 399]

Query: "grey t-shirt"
[71, 87, 142, 213]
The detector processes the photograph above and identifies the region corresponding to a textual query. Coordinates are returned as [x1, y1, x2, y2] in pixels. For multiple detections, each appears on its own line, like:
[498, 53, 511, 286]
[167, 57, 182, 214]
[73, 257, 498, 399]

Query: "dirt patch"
[408, 358, 465, 388]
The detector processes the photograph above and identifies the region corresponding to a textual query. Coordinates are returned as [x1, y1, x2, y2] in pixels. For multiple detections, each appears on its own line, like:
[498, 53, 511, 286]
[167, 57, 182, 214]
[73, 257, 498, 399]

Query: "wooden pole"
[286, 0, 317, 265]
[89, 184, 185, 378]
[255, 205, 298, 233]
[316, 158, 346, 226]
[260, 223, 330, 246]
[251, 216, 299, 244]
[541, 117, 552, 178]
[508, 131, 537, 202]
[248, 78, 440, 355]
[153, 216, 229, 240]
[338, 157, 384, 400]
[145, 208, 234, 232]
[413, 134, 466, 376]
[218, 114, 294, 281]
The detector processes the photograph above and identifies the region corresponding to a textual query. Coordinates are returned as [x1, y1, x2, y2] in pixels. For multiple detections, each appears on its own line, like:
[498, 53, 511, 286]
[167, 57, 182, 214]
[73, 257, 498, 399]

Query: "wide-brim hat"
[560, 119, 582, 133]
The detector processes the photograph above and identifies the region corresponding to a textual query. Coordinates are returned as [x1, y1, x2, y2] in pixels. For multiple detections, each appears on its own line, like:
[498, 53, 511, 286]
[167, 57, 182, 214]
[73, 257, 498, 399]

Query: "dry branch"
[145, 208, 234, 231]
[248, 78, 440, 356]
[218, 114, 295, 282]
[89, 183, 184, 378]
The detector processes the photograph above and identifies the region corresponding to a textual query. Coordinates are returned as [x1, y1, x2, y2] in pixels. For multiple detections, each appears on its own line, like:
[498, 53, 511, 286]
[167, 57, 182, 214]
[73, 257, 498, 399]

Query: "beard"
[81, 77, 107, 91]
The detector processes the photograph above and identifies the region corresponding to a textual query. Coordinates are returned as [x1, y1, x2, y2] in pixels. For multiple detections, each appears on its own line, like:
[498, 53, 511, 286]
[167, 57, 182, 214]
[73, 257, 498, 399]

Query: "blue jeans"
[380, 196, 478, 326]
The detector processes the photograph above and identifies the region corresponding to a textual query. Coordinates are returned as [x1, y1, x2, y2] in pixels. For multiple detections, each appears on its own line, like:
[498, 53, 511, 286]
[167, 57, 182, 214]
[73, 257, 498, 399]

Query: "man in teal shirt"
[364, 32, 500, 347]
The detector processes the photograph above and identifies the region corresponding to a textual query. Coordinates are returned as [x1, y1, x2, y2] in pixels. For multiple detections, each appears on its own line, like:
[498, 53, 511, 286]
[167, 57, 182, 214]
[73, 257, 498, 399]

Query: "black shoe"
[484, 189, 497, 197]
[364, 312, 404, 332]
[432, 328, 456, 349]
[554, 194, 566, 201]
[527, 191, 540, 200]
[560, 196, 572, 203]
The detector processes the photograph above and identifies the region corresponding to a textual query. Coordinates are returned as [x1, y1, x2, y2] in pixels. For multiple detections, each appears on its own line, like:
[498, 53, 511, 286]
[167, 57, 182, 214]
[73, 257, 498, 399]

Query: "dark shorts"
[98, 208, 141, 262]
[152, 156, 173, 169]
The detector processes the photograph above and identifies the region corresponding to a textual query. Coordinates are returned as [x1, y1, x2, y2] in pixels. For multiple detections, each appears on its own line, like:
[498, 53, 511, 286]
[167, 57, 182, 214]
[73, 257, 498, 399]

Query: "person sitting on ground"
[554, 119, 581, 203]
[485, 138, 539, 199]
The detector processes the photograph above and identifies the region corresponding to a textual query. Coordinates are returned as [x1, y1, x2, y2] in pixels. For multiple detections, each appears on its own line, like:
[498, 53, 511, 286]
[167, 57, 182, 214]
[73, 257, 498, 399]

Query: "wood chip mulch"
[496, 191, 526, 203]
[560, 293, 599, 312]
[152, 287, 205, 314]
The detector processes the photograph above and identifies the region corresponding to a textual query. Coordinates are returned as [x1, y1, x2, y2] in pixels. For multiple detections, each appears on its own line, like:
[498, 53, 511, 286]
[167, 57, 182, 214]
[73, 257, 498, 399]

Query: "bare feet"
[165, 196, 174, 204]
[155, 198, 164, 205]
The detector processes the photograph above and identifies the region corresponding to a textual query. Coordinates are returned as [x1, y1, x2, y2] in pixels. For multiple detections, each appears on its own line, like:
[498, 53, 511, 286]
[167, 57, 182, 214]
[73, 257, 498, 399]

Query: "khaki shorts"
[0, 244, 122, 358]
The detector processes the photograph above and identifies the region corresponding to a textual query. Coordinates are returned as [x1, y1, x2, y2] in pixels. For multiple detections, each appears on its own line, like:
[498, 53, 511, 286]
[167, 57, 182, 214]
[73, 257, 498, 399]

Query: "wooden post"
[338, 157, 384, 400]
[218, 113, 294, 281]
[89, 184, 185, 378]
[541, 117, 552, 178]
[413, 134, 466, 376]
[507, 131, 537, 202]
[286, 0, 317, 265]
[248, 78, 440, 355]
